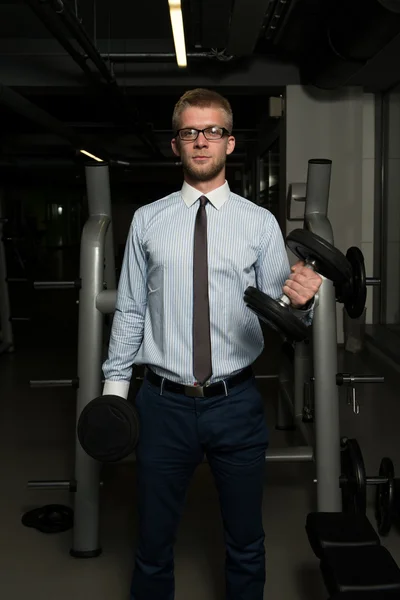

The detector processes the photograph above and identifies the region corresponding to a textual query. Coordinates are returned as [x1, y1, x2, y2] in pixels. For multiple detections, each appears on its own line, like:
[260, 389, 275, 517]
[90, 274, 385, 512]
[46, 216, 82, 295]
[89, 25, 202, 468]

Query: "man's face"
[171, 106, 235, 182]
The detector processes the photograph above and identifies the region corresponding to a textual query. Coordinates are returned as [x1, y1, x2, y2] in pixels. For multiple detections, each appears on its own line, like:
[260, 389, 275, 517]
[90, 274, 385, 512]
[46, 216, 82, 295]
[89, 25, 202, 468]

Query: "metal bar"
[30, 379, 78, 388]
[366, 278, 381, 286]
[72, 215, 106, 557]
[265, 446, 314, 463]
[379, 93, 389, 324]
[120, 446, 314, 465]
[367, 476, 387, 485]
[305, 158, 342, 512]
[349, 376, 384, 383]
[339, 375, 385, 384]
[85, 163, 111, 217]
[10, 317, 31, 322]
[27, 480, 73, 490]
[71, 164, 114, 557]
[373, 94, 383, 325]
[0, 192, 14, 352]
[85, 164, 116, 291]
[33, 280, 78, 290]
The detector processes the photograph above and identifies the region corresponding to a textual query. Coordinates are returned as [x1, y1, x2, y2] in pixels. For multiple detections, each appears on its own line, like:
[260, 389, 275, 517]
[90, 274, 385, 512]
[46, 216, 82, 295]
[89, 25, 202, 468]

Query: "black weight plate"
[21, 504, 73, 534]
[244, 286, 309, 342]
[345, 246, 367, 319]
[286, 229, 352, 284]
[78, 395, 140, 463]
[375, 457, 395, 536]
[341, 437, 367, 514]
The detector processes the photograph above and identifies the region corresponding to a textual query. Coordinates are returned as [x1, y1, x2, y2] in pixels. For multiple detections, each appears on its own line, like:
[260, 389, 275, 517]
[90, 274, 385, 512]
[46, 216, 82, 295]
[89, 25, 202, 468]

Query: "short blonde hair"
[172, 88, 233, 133]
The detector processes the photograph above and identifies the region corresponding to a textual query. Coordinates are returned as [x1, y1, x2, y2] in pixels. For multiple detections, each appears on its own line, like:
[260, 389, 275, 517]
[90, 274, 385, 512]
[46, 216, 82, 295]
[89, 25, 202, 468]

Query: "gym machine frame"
[274, 159, 342, 510]
[27, 160, 382, 556]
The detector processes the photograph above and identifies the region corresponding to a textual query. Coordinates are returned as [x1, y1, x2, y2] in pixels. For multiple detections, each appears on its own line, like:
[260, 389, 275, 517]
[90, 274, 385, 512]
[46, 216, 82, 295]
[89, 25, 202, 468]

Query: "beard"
[181, 154, 226, 182]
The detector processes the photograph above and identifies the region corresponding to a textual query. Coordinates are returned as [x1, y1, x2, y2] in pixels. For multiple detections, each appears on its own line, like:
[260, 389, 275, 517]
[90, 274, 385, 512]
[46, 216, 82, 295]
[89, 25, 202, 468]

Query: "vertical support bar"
[71, 163, 113, 558]
[373, 94, 383, 325]
[304, 159, 342, 512]
[374, 93, 388, 325]
[85, 163, 116, 290]
[0, 191, 14, 353]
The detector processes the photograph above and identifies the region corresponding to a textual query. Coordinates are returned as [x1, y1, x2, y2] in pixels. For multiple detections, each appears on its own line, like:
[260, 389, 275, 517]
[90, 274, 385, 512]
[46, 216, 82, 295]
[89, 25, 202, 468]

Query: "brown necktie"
[193, 195, 212, 385]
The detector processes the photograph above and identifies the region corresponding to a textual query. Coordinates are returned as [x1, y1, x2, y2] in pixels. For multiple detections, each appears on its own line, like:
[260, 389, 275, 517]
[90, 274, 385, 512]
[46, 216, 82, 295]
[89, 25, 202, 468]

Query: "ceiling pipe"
[46, 0, 115, 85]
[23, 0, 100, 85]
[46, 0, 161, 157]
[25, 0, 162, 158]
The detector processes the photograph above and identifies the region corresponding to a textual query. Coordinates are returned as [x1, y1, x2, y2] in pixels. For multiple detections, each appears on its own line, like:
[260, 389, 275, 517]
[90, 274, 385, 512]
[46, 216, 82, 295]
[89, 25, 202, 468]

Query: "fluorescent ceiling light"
[168, 0, 187, 68]
[80, 149, 103, 162]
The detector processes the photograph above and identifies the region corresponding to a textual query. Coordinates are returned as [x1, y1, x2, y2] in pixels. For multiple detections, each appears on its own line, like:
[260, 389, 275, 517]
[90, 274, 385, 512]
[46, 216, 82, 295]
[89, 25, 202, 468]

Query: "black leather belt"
[145, 366, 253, 398]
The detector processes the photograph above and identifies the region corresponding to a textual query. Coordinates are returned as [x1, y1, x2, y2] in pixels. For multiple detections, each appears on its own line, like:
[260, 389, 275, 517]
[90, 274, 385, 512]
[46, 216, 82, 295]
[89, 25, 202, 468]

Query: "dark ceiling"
[1, 0, 400, 167]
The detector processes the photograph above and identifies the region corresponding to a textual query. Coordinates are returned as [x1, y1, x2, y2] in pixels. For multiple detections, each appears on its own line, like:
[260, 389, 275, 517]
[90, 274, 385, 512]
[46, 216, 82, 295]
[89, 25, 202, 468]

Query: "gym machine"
[26, 160, 392, 559]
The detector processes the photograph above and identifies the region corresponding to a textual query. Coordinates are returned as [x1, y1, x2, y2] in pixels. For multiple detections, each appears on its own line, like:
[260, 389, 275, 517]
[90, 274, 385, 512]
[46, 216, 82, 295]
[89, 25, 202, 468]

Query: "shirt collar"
[181, 180, 230, 210]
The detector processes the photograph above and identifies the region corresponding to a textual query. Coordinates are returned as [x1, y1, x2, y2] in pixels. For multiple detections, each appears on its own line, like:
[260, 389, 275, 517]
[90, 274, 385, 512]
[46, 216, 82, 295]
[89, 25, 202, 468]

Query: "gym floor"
[1, 321, 400, 600]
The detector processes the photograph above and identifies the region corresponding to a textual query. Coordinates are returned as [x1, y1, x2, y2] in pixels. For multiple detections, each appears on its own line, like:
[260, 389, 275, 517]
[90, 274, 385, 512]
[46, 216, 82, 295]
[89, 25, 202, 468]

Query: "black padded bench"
[306, 512, 400, 597]
[321, 545, 400, 595]
[306, 512, 381, 559]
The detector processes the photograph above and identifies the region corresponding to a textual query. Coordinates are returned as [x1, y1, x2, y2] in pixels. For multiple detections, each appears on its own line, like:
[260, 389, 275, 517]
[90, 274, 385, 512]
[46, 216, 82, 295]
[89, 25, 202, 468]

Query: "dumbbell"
[244, 229, 353, 341]
[77, 394, 139, 463]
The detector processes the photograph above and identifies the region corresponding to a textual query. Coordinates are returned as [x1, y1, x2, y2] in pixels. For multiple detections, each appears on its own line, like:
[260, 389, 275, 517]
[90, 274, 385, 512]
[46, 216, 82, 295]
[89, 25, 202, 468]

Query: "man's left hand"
[283, 261, 323, 309]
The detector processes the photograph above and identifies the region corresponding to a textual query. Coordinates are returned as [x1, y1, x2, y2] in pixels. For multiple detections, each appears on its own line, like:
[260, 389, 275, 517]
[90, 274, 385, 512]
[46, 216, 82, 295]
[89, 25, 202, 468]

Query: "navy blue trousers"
[130, 371, 269, 600]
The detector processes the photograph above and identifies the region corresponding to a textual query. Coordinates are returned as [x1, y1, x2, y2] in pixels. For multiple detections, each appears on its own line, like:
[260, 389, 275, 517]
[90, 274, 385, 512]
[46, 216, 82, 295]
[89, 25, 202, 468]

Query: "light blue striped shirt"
[103, 181, 312, 399]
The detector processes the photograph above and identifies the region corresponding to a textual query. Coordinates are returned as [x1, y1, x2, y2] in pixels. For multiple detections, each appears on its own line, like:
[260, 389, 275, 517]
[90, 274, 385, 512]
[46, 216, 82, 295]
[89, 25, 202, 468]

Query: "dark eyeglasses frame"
[175, 127, 231, 141]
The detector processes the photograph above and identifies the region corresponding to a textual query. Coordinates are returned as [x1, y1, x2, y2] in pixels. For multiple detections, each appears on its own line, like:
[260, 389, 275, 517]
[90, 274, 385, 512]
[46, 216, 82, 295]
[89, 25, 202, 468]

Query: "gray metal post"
[71, 163, 113, 557]
[85, 163, 116, 290]
[0, 191, 14, 353]
[304, 159, 342, 512]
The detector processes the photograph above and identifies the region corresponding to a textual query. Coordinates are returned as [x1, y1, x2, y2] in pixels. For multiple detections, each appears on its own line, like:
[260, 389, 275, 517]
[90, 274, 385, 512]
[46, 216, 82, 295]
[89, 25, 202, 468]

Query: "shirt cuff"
[290, 297, 315, 313]
[103, 380, 130, 400]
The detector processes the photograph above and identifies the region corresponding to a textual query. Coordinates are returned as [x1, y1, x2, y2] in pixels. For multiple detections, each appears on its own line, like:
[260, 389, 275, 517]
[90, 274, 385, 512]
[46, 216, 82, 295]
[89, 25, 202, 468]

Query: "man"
[103, 88, 322, 600]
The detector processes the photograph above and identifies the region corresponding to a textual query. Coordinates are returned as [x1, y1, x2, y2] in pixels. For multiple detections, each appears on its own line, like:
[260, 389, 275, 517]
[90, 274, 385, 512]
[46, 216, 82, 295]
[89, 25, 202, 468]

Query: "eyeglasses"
[176, 126, 230, 141]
